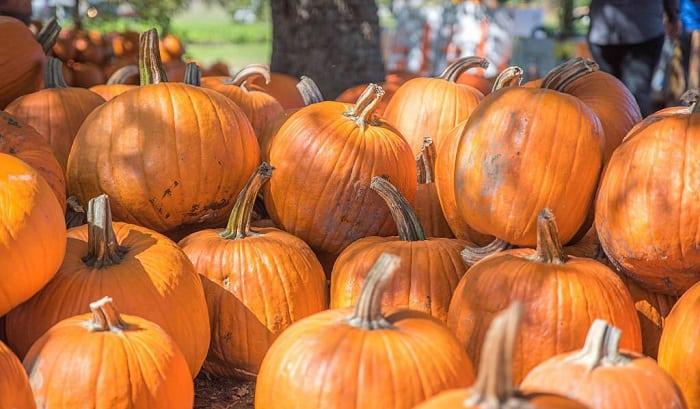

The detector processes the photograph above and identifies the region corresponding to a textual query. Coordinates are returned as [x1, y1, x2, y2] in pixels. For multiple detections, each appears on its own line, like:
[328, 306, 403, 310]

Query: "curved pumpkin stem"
[228, 64, 271, 88]
[464, 302, 523, 406]
[492, 66, 523, 92]
[416, 137, 436, 184]
[89, 296, 127, 332]
[681, 89, 700, 113]
[297, 76, 324, 105]
[36, 16, 60, 55]
[531, 208, 568, 264]
[371, 176, 426, 242]
[344, 83, 384, 127]
[184, 62, 201, 86]
[82, 194, 128, 268]
[139, 28, 168, 86]
[107, 64, 138, 85]
[221, 163, 274, 240]
[541, 57, 598, 92]
[564, 320, 631, 370]
[461, 239, 512, 266]
[439, 56, 490, 83]
[347, 253, 401, 330]
[44, 57, 68, 89]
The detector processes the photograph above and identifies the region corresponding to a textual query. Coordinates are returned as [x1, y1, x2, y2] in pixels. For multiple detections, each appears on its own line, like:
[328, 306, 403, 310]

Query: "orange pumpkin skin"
[416, 390, 588, 409]
[0, 341, 35, 409]
[415, 182, 454, 238]
[5, 219, 210, 376]
[249, 72, 304, 109]
[88, 83, 135, 101]
[68, 61, 106, 88]
[456, 72, 492, 96]
[0, 17, 45, 109]
[264, 90, 417, 261]
[454, 87, 603, 246]
[0, 110, 66, 209]
[0, 153, 66, 317]
[23, 300, 193, 409]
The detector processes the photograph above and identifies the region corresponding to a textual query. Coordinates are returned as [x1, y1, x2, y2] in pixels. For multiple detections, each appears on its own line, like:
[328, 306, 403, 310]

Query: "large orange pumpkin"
[179, 163, 327, 378]
[264, 83, 417, 267]
[0, 340, 34, 409]
[4, 194, 210, 376]
[24, 297, 193, 408]
[6, 57, 105, 171]
[201, 65, 284, 140]
[415, 137, 454, 238]
[330, 176, 467, 322]
[249, 72, 305, 109]
[522, 320, 686, 409]
[448, 209, 641, 384]
[0, 16, 58, 109]
[417, 303, 589, 409]
[384, 57, 488, 156]
[256, 253, 475, 409]
[596, 97, 700, 295]
[66, 29, 260, 238]
[0, 110, 66, 209]
[0, 153, 65, 317]
[89, 64, 138, 101]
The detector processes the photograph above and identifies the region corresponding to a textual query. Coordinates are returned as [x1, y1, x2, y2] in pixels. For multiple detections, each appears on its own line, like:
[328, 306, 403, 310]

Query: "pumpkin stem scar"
[82, 194, 128, 268]
[439, 56, 490, 83]
[460, 239, 512, 266]
[531, 208, 568, 264]
[35, 16, 60, 55]
[347, 253, 401, 330]
[138, 28, 168, 86]
[88, 296, 127, 332]
[221, 162, 274, 240]
[343, 83, 384, 127]
[297, 76, 324, 105]
[492, 66, 523, 92]
[370, 176, 426, 242]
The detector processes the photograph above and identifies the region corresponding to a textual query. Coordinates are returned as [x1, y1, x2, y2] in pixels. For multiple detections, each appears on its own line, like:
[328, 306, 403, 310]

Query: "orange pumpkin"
[110, 31, 140, 58]
[5, 194, 210, 376]
[24, 297, 193, 408]
[522, 320, 686, 409]
[256, 253, 475, 409]
[330, 176, 467, 322]
[165, 58, 187, 82]
[448, 209, 641, 384]
[179, 163, 327, 378]
[415, 137, 454, 238]
[384, 57, 488, 155]
[67, 61, 106, 88]
[417, 303, 589, 409]
[264, 83, 416, 268]
[456, 71, 492, 96]
[203, 61, 230, 77]
[201, 65, 284, 139]
[0, 153, 65, 317]
[0, 341, 34, 409]
[89, 64, 138, 101]
[0, 110, 66, 209]
[160, 33, 185, 63]
[249, 72, 305, 109]
[66, 29, 260, 238]
[6, 57, 104, 171]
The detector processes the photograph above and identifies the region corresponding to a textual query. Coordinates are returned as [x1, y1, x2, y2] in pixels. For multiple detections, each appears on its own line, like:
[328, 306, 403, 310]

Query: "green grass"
[185, 42, 270, 67]
[171, 20, 270, 45]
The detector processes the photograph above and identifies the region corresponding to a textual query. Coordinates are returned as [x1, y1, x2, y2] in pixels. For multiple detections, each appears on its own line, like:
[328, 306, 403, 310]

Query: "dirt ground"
[194, 373, 255, 409]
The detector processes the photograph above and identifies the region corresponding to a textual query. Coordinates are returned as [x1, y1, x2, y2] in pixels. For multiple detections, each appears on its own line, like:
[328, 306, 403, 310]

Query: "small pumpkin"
[4, 194, 210, 376]
[448, 209, 642, 384]
[0, 341, 34, 409]
[256, 253, 475, 409]
[456, 70, 493, 96]
[330, 176, 467, 322]
[24, 297, 193, 409]
[522, 320, 687, 409]
[0, 153, 66, 317]
[89, 64, 138, 101]
[160, 33, 185, 63]
[6, 57, 105, 171]
[416, 303, 589, 409]
[179, 163, 327, 378]
[415, 137, 454, 238]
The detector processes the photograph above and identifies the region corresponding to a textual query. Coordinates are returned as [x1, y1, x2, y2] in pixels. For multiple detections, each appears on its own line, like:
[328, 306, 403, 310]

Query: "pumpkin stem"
[344, 83, 384, 126]
[565, 319, 631, 370]
[107, 64, 138, 85]
[371, 176, 426, 242]
[532, 209, 568, 264]
[541, 57, 598, 92]
[221, 163, 274, 240]
[83, 194, 128, 268]
[681, 89, 700, 113]
[89, 296, 127, 332]
[439, 57, 490, 83]
[35, 16, 60, 55]
[44, 57, 68, 89]
[416, 137, 436, 184]
[297, 76, 324, 105]
[461, 239, 512, 266]
[228, 64, 271, 89]
[138, 28, 168, 86]
[347, 253, 401, 330]
[464, 302, 523, 406]
[492, 66, 523, 92]
[184, 62, 201, 86]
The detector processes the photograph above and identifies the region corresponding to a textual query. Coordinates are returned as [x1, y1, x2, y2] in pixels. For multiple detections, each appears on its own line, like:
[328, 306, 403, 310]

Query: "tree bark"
[270, 0, 385, 98]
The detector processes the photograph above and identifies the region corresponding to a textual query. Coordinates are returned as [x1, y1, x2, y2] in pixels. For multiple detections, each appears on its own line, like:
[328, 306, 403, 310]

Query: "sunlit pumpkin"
[89, 64, 138, 101]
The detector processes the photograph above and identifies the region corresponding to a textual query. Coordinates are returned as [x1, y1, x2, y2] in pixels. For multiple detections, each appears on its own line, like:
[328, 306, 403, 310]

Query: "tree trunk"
[270, 0, 385, 99]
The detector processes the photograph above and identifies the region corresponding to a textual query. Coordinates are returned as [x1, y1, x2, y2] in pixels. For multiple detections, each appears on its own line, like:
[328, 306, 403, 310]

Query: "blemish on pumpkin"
[203, 199, 229, 211]
[5, 117, 19, 127]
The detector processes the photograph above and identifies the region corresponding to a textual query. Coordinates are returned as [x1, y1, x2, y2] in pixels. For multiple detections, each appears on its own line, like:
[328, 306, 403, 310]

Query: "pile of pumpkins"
[1, 15, 700, 409]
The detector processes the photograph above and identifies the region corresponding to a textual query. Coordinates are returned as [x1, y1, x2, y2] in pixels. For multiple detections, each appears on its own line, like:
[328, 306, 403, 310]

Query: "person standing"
[588, 0, 680, 116]
[681, 0, 700, 88]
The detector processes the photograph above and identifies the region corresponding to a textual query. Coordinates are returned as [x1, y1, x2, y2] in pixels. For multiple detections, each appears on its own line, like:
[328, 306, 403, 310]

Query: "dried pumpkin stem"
[439, 56, 490, 83]
[461, 239, 512, 266]
[83, 194, 127, 268]
[89, 296, 127, 332]
[681, 89, 700, 113]
[347, 253, 401, 330]
[107, 64, 138, 85]
[464, 302, 523, 406]
[184, 62, 201, 86]
[36, 16, 60, 55]
[565, 319, 631, 369]
[138, 28, 168, 86]
[345, 83, 384, 126]
[532, 209, 567, 264]
[371, 176, 426, 241]
[416, 137, 436, 184]
[297, 76, 324, 105]
[44, 57, 68, 89]
[492, 66, 524, 92]
[221, 163, 274, 240]
[542, 58, 598, 92]
[228, 64, 271, 88]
